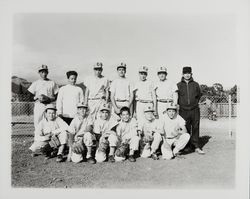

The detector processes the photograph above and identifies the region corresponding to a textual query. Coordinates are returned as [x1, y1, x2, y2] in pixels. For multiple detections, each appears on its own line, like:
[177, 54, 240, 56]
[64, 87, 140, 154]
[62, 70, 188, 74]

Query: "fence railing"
[11, 95, 237, 138]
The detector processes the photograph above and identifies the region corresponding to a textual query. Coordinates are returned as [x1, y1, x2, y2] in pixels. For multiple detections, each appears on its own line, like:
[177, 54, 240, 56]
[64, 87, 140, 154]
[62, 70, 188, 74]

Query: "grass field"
[11, 118, 236, 188]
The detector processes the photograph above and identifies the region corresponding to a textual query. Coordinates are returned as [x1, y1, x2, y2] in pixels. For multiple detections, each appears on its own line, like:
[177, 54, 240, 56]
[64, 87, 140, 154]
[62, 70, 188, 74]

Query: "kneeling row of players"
[29, 102, 190, 164]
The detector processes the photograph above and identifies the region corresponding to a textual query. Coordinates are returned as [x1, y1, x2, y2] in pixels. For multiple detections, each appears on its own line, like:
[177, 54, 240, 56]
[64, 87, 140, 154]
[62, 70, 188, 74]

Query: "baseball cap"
[182, 66, 192, 74]
[117, 62, 126, 70]
[157, 66, 167, 73]
[144, 105, 154, 112]
[100, 103, 111, 112]
[45, 103, 57, 111]
[38, 65, 48, 72]
[139, 66, 148, 73]
[77, 102, 88, 108]
[166, 103, 178, 111]
[93, 62, 103, 69]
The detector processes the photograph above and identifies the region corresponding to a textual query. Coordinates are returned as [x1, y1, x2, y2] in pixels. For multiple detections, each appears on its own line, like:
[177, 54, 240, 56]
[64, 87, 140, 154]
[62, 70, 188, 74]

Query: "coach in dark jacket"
[177, 66, 205, 154]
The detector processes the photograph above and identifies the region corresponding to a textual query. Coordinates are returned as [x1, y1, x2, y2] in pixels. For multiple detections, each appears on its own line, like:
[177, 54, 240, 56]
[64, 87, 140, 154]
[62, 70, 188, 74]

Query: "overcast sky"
[12, 13, 237, 89]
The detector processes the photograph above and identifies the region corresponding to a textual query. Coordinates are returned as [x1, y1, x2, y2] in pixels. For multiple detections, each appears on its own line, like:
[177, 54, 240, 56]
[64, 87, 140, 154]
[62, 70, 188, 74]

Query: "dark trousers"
[61, 116, 73, 125]
[179, 108, 200, 149]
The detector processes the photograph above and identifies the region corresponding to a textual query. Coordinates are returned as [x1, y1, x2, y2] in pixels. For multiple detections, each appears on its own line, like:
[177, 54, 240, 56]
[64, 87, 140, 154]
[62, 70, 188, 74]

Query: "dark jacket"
[177, 77, 202, 110]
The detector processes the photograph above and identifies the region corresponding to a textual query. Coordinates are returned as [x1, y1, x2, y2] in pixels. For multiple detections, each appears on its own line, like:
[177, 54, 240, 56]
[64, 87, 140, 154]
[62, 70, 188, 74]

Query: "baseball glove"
[40, 143, 53, 156]
[97, 137, 109, 153]
[71, 139, 85, 154]
[38, 94, 51, 104]
[49, 136, 61, 149]
[115, 142, 129, 158]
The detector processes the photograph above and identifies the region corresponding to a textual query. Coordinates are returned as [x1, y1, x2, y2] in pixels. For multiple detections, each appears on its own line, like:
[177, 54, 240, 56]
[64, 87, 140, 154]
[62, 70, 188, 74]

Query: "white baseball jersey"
[69, 114, 94, 136]
[28, 79, 59, 99]
[159, 114, 186, 138]
[155, 79, 178, 100]
[133, 80, 156, 101]
[116, 118, 138, 140]
[84, 75, 109, 99]
[93, 118, 118, 135]
[109, 78, 133, 101]
[138, 118, 161, 136]
[56, 84, 84, 118]
[34, 117, 69, 142]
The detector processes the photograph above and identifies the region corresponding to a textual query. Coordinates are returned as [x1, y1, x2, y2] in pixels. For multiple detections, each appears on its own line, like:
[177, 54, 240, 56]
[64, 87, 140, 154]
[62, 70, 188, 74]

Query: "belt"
[115, 99, 129, 102]
[137, 100, 153, 103]
[88, 97, 102, 100]
[157, 99, 173, 103]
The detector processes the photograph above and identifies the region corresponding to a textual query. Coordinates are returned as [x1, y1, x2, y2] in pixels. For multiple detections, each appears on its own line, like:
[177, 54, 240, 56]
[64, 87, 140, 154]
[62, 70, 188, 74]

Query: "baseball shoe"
[151, 153, 159, 160]
[87, 157, 96, 164]
[182, 147, 194, 154]
[195, 148, 205, 155]
[108, 155, 115, 163]
[128, 155, 136, 162]
[56, 154, 64, 162]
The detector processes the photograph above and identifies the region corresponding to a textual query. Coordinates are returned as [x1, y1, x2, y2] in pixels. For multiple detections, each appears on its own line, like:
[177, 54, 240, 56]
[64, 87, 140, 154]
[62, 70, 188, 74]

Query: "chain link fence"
[12, 95, 237, 140]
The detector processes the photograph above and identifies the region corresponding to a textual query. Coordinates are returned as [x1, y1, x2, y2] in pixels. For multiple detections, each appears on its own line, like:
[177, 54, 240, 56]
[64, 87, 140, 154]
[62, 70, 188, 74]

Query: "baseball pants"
[161, 133, 190, 159]
[71, 132, 96, 163]
[33, 102, 46, 130]
[141, 132, 162, 158]
[179, 107, 200, 149]
[29, 130, 68, 152]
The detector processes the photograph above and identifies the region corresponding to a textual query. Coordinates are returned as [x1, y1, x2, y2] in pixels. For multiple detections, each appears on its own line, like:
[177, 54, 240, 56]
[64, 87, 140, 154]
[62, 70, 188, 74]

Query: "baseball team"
[28, 62, 205, 164]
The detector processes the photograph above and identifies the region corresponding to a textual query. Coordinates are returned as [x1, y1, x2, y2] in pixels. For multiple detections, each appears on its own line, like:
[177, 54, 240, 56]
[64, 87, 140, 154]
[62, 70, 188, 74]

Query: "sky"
[12, 13, 237, 89]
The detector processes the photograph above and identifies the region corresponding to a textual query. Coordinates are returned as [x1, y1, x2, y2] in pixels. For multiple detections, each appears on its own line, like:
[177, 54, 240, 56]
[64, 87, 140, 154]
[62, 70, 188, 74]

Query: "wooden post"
[228, 95, 232, 138]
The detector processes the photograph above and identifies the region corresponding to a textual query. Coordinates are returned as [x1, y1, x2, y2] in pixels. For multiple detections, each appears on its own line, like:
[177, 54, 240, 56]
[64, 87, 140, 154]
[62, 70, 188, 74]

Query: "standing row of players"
[28, 63, 205, 163]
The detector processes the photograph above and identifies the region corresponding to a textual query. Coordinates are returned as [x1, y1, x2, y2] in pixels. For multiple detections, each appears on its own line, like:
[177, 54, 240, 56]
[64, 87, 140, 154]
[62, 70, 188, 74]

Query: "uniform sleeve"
[137, 121, 143, 132]
[109, 80, 115, 93]
[172, 83, 178, 93]
[78, 87, 84, 103]
[84, 77, 90, 90]
[34, 121, 50, 142]
[56, 87, 64, 115]
[149, 81, 157, 91]
[57, 117, 69, 131]
[27, 81, 36, 95]
[53, 82, 60, 95]
[133, 82, 138, 92]
[178, 115, 186, 126]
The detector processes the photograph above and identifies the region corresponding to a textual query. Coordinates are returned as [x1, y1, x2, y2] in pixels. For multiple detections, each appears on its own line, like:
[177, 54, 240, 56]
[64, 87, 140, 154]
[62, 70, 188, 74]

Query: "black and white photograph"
[0, 0, 249, 199]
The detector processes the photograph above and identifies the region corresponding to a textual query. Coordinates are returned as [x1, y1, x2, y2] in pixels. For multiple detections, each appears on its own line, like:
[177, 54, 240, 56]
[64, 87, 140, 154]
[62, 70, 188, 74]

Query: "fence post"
[228, 95, 232, 138]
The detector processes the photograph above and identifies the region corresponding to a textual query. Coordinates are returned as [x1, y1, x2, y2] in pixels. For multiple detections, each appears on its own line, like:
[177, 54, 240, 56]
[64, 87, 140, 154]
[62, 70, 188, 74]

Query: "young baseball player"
[177, 66, 205, 154]
[137, 105, 162, 160]
[159, 103, 190, 160]
[56, 71, 84, 125]
[29, 104, 69, 162]
[133, 66, 157, 123]
[28, 65, 59, 130]
[84, 62, 110, 120]
[110, 63, 134, 121]
[67, 102, 96, 164]
[114, 106, 140, 162]
[94, 103, 119, 163]
[155, 66, 178, 119]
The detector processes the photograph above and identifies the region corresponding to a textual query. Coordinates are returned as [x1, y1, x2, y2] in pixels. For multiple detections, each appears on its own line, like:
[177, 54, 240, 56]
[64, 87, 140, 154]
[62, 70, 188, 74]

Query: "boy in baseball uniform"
[137, 105, 162, 160]
[67, 102, 96, 164]
[133, 66, 157, 123]
[28, 65, 59, 130]
[84, 62, 110, 120]
[114, 107, 140, 162]
[155, 66, 178, 119]
[29, 104, 69, 162]
[110, 63, 134, 121]
[159, 103, 190, 160]
[56, 71, 84, 125]
[94, 103, 119, 163]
